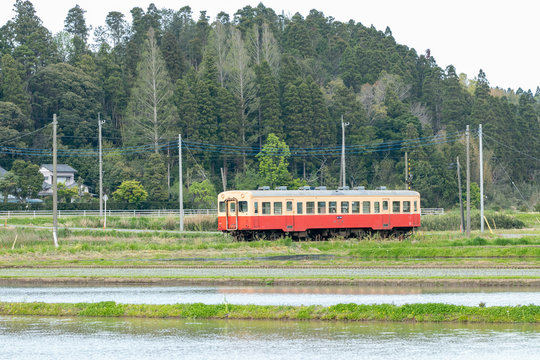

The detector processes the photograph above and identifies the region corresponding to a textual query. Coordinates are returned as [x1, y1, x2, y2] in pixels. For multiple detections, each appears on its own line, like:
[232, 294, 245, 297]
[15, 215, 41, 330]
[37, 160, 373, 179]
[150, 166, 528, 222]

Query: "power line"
[483, 132, 540, 163]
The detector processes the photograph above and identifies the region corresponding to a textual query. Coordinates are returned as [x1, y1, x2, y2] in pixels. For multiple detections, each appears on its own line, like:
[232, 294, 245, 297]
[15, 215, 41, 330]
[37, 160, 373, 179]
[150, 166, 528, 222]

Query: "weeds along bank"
[0, 227, 539, 265]
[0, 302, 538, 323]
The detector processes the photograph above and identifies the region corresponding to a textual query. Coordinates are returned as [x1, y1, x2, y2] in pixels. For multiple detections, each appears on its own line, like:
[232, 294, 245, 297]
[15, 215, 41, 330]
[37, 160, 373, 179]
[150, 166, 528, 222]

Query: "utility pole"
[98, 113, 104, 216]
[405, 152, 408, 190]
[52, 114, 58, 247]
[457, 156, 464, 233]
[340, 115, 349, 188]
[179, 134, 184, 232]
[466, 125, 471, 237]
[479, 124, 484, 232]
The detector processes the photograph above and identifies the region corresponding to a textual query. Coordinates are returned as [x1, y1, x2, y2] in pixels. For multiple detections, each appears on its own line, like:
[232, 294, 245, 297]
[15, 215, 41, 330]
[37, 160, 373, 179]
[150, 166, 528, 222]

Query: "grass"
[421, 211, 525, 231]
[3, 215, 218, 231]
[0, 301, 537, 323]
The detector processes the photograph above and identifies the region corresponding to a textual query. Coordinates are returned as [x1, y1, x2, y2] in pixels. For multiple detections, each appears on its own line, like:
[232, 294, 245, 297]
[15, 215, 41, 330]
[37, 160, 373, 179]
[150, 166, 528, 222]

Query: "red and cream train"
[217, 187, 421, 240]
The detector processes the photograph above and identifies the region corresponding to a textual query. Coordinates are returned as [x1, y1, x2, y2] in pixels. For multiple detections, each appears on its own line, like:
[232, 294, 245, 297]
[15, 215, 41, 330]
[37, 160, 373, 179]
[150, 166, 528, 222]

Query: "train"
[217, 186, 421, 240]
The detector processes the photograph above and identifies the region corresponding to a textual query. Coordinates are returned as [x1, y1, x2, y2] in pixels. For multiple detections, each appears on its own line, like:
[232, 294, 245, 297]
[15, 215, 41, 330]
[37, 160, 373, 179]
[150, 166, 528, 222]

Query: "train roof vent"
[338, 186, 350, 190]
[376, 186, 387, 190]
[258, 186, 270, 190]
[315, 186, 327, 190]
[275, 186, 287, 190]
[298, 186, 313, 190]
[353, 186, 365, 190]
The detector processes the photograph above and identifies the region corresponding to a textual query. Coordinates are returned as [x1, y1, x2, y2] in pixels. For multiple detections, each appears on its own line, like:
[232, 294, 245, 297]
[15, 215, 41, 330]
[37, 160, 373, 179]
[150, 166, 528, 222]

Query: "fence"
[0, 209, 217, 218]
[421, 208, 445, 216]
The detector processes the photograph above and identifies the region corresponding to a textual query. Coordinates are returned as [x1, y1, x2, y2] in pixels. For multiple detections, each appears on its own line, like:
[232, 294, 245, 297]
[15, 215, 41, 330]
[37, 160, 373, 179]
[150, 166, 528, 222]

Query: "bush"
[421, 211, 525, 231]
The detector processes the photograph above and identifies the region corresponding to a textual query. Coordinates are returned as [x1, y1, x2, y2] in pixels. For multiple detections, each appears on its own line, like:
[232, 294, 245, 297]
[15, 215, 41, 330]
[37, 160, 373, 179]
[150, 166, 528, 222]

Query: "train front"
[217, 190, 251, 233]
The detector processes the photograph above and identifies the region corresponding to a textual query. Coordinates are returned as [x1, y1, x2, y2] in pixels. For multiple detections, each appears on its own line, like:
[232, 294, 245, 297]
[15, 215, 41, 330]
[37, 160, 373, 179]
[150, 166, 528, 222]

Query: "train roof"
[219, 189, 420, 197]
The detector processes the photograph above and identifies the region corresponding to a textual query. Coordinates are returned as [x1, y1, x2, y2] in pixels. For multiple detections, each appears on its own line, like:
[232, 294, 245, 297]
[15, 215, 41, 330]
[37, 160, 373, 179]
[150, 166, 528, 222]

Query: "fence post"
[7, 211, 10, 219]
[34, 210, 36, 218]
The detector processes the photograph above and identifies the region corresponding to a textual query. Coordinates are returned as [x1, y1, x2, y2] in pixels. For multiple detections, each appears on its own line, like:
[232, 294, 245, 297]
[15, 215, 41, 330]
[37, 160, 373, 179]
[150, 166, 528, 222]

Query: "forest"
[0, 0, 538, 209]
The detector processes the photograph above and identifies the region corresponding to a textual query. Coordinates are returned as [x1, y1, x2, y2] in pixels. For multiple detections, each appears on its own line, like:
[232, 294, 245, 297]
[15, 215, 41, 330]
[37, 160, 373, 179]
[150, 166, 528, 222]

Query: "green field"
[0, 301, 537, 323]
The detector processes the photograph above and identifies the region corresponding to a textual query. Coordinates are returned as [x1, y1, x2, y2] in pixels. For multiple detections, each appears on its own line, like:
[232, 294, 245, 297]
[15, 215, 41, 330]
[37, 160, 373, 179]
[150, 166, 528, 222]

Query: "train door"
[285, 199, 294, 231]
[253, 200, 260, 229]
[225, 198, 238, 230]
[381, 198, 391, 228]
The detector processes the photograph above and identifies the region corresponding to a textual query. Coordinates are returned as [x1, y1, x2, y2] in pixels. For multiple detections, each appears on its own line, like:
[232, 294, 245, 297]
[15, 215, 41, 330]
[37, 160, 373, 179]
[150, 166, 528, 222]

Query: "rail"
[0, 209, 218, 218]
[421, 208, 445, 216]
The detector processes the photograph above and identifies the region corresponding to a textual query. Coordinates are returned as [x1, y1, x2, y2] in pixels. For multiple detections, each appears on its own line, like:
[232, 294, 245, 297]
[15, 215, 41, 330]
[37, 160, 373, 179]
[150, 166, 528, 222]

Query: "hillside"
[0, 1, 538, 209]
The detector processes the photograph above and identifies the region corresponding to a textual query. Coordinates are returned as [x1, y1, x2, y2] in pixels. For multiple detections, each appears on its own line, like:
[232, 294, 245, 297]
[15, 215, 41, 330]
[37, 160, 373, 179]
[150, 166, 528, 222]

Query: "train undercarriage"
[226, 227, 414, 241]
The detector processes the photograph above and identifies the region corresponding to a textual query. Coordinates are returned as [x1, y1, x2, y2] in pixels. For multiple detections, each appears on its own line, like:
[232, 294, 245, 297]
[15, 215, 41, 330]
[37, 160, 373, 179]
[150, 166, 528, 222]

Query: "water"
[1, 285, 539, 307]
[0, 316, 538, 360]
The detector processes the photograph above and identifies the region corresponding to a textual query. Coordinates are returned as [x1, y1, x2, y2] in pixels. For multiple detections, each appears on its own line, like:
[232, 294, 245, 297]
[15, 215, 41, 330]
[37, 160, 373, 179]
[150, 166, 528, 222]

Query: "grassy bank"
[0, 301, 538, 323]
[0, 227, 538, 267]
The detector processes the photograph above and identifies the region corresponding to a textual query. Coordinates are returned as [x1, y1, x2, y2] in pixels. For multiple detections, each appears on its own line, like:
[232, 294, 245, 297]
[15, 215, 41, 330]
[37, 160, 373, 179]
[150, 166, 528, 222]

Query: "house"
[39, 164, 89, 197]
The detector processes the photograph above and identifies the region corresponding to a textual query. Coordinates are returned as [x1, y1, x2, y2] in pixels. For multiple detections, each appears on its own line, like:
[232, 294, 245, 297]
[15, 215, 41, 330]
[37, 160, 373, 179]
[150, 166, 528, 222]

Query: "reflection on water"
[0, 285, 539, 307]
[0, 316, 538, 360]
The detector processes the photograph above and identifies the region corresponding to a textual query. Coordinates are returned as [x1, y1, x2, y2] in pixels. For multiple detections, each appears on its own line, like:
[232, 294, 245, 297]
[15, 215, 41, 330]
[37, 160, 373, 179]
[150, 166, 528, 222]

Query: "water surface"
[0, 316, 538, 360]
[1, 285, 538, 307]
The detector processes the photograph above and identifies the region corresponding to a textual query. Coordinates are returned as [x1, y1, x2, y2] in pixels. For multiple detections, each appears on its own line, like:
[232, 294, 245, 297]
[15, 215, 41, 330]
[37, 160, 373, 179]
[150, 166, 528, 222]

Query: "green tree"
[57, 182, 78, 203]
[256, 133, 293, 189]
[1, 54, 29, 113]
[10, 160, 43, 203]
[142, 153, 168, 201]
[160, 31, 186, 82]
[64, 5, 89, 42]
[255, 60, 282, 141]
[186, 179, 217, 208]
[102, 152, 138, 195]
[28, 63, 101, 147]
[112, 180, 148, 204]
[0, 172, 18, 204]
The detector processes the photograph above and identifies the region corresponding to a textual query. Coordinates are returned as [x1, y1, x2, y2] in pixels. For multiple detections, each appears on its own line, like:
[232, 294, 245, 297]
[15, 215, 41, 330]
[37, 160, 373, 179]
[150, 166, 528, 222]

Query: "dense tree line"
[0, 0, 538, 209]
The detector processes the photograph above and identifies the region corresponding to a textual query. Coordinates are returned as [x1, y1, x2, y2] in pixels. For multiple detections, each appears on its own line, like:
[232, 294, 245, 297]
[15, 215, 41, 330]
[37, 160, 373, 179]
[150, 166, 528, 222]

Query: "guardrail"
[421, 208, 445, 216]
[0, 209, 218, 218]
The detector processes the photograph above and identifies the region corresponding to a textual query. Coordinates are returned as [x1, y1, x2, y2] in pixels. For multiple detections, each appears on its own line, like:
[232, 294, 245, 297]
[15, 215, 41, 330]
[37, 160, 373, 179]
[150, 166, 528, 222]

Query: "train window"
[317, 201, 326, 214]
[262, 202, 271, 214]
[306, 202, 315, 214]
[297, 202, 303, 214]
[230, 202, 236, 213]
[392, 201, 400, 213]
[286, 201, 293, 212]
[403, 201, 411, 213]
[363, 201, 371, 214]
[341, 201, 349, 213]
[374, 202, 380, 214]
[239, 201, 248, 213]
[329, 201, 337, 213]
[383, 201, 388, 211]
[254, 202, 259, 214]
[352, 201, 360, 214]
[219, 201, 225, 213]
[414, 201, 418, 212]
[274, 202, 282, 215]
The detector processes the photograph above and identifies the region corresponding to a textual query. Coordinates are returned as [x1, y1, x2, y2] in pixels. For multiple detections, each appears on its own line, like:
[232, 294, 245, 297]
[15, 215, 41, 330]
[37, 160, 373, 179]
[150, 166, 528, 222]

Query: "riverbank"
[0, 301, 538, 323]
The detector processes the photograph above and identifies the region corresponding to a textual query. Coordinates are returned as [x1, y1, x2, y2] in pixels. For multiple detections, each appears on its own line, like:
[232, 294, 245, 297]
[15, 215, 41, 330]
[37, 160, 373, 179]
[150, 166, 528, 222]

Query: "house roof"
[0, 166, 7, 176]
[40, 164, 77, 173]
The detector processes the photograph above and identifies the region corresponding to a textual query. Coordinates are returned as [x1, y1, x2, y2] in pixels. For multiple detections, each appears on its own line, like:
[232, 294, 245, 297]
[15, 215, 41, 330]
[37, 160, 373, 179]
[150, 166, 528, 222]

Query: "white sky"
[1, 0, 538, 91]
